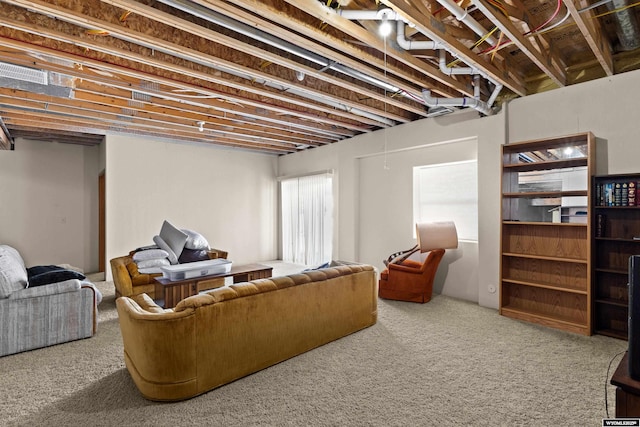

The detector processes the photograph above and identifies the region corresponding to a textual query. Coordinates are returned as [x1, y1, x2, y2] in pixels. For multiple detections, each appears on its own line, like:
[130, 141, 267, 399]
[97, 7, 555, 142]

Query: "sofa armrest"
[9, 279, 81, 300]
[111, 256, 134, 297]
[207, 248, 228, 259]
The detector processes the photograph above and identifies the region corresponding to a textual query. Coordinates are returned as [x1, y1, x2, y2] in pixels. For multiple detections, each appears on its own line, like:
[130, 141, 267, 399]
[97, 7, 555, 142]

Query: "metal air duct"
[607, 0, 640, 51]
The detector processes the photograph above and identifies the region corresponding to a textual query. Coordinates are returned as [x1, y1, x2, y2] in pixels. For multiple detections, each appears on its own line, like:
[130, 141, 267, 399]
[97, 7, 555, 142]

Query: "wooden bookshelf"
[500, 132, 595, 335]
[592, 173, 640, 339]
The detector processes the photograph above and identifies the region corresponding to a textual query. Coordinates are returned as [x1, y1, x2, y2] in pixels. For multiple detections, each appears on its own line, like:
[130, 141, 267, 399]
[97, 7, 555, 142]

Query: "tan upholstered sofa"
[110, 248, 228, 299]
[116, 263, 377, 401]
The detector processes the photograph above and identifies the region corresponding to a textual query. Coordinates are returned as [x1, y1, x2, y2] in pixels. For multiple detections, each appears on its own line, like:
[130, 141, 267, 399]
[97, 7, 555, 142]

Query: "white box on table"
[160, 258, 232, 281]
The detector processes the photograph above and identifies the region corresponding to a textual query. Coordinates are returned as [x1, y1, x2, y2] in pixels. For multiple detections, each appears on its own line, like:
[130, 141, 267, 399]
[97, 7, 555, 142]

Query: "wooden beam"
[0, 93, 310, 150]
[97, 0, 428, 118]
[219, 0, 471, 98]
[0, 0, 412, 125]
[0, 116, 11, 150]
[1, 112, 294, 154]
[472, 0, 566, 88]
[378, 0, 527, 96]
[0, 36, 371, 134]
[562, 0, 614, 76]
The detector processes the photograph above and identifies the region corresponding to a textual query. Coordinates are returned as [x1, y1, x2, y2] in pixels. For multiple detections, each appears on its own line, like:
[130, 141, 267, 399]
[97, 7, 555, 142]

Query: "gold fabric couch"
[116, 264, 377, 401]
[110, 249, 228, 299]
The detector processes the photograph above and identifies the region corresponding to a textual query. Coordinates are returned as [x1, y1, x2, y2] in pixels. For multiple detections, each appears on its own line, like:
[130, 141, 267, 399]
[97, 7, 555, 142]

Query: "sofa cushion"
[181, 229, 210, 250]
[0, 246, 28, 298]
[27, 265, 86, 287]
[178, 248, 210, 264]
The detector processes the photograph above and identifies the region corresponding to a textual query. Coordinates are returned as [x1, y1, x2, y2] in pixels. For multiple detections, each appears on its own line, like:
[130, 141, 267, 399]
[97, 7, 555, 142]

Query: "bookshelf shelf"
[502, 158, 588, 173]
[500, 132, 594, 335]
[503, 190, 588, 198]
[592, 173, 640, 339]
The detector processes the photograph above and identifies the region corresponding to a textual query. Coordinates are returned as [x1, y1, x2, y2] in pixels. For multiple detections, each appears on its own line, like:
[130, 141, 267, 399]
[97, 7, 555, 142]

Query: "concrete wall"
[104, 134, 278, 280]
[0, 139, 101, 270]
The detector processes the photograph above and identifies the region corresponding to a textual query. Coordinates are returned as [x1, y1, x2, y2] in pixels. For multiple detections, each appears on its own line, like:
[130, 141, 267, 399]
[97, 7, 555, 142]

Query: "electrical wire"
[383, 35, 389, 170]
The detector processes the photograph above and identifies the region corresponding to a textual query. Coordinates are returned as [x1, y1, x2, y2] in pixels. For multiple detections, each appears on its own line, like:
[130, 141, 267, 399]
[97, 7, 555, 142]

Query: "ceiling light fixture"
[197, 121, 205, 132]
[379, 17, 392, 38]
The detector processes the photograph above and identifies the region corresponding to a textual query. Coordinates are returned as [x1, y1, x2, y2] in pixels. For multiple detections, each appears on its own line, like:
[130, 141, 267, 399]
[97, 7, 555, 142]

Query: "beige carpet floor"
[0, 271, 628, 427]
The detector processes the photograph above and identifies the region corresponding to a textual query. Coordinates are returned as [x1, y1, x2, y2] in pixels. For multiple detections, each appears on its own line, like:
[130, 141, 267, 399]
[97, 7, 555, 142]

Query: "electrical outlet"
[488, 284, 496, 294]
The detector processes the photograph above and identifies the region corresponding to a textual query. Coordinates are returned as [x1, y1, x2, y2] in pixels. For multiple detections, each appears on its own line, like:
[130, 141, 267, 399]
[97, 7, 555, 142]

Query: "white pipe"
[434, 0, 497, 46]
[337, 8, 401, 21]
[421, 89, 492, 116]
[438, 49, 476, 76]
[396, 21, 442, 51]
[336, 6, 504, 116]
[159, 0, 409, 101]
[487, 83, 503, 107]
[473, 75, 481, 99]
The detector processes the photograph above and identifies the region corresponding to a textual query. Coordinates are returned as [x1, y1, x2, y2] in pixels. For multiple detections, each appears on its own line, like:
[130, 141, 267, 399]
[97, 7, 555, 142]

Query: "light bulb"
[379, 19, 392, 38]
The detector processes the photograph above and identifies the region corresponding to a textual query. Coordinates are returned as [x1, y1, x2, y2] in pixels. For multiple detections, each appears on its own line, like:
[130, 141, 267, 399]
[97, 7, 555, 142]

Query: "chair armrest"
[207, 248, 228, 259]
[387, 262, 424, 274]
[9, 279, 81, 300]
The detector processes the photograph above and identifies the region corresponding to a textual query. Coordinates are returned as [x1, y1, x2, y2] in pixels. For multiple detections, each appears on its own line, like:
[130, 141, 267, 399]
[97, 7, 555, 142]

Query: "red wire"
[525, 0, 562, 35]
[478, 0, 562, 55]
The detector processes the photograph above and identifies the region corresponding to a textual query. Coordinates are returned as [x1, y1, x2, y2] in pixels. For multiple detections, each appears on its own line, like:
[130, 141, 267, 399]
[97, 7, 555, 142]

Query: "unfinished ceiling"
[0, 0, 638, 154]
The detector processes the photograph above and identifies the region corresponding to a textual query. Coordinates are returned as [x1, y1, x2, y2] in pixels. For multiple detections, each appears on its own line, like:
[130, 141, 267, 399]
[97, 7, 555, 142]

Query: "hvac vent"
[139, 80, 159, 91]
[132, 91, 150, 102]
[0, 62, 48, 85]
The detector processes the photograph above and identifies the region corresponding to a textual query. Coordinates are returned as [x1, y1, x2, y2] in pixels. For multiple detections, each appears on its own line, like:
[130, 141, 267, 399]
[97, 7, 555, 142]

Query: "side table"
[154, 263, 273, 308]
[611, 352, 640, 417]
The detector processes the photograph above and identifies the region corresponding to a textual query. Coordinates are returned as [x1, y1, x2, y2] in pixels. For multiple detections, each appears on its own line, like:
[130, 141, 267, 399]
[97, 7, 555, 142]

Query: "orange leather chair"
[378, 222, 458, 303]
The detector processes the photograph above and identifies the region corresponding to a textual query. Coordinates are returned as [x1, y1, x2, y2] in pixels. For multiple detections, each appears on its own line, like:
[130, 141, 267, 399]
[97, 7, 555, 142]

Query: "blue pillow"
[27, 265, 85, 287]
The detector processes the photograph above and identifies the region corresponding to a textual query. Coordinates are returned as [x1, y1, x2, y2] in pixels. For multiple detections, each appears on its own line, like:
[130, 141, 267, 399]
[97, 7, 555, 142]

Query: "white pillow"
[136, 258, 170, 269]
[181, 229, 210, 250]
[159, 220, 188, 259]
[153, 235, 178, 265]
[132, 249, 170, 262]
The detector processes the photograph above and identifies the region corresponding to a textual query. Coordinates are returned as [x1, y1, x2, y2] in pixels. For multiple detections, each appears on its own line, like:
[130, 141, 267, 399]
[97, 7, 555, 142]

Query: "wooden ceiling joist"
[0, 116, 11, 150]
[0, 0, 636, 153]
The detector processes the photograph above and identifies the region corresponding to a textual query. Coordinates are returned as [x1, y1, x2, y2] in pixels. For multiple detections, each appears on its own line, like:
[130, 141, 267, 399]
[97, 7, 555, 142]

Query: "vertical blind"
[281, 173, 333, 266]
[413, 160, 478, 241]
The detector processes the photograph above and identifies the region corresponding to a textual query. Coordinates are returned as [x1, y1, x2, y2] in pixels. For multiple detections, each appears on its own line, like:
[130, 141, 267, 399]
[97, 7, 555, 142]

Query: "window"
[280, 172, 333, 266]
[413, 160, 478, 241]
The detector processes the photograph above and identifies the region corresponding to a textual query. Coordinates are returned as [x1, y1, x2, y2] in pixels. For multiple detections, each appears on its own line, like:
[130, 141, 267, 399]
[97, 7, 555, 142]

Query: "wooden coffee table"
[154, 263, 273, 308]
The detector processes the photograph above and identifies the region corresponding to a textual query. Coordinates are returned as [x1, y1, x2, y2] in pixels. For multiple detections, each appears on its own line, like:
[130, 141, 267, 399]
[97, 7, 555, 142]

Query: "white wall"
[5, 68, 640, 305]
[0, 138, 101, 270]
[507, 69, 640, 176]
[104, 134, 278, 280]
[278, 109, 505, 307]
[278, 68, 640, 309]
